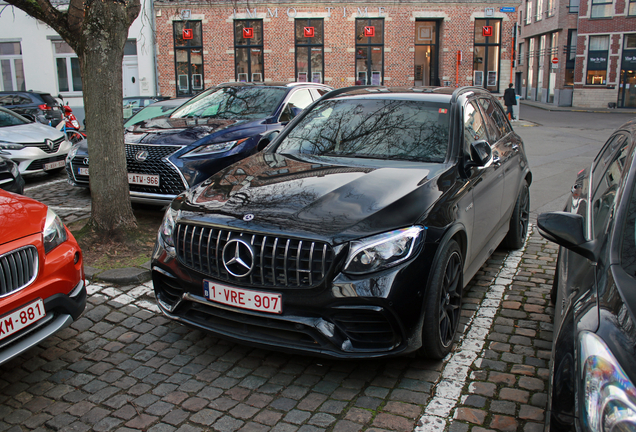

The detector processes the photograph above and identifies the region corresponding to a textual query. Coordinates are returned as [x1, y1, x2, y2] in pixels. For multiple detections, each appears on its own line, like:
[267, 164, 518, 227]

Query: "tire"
[419, 239, 463, 359]
[502, 181, 530, 250]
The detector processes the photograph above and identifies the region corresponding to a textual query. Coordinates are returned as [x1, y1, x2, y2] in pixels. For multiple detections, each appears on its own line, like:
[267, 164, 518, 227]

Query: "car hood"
[125, 116, 258, 146]
[176, 152, 450, 244]
[0, 123, 64, 143]
[0, 190, 46, 244]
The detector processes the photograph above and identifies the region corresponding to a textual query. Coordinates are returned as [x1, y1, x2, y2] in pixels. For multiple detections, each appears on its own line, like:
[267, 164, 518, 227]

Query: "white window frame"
[52, 40, 82, 95]
[590, 0, 613, 18]
[0, 42, 25, 91]
[526, 0, 533, 24]
[536, 0, 543, 20]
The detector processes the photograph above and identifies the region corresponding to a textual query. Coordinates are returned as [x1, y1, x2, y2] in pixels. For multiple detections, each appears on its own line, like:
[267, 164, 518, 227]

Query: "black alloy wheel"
[420, 239, 463, 359]
[503, 181, 530, 249]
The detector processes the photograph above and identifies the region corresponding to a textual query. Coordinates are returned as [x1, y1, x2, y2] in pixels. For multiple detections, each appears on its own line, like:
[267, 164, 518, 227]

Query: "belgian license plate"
[0, 299, 46, 341]
[203, 281, 282, 314]
[78, 167, 89, 175]
[128, 173, 159, 187]
[44, 160, 65, 171]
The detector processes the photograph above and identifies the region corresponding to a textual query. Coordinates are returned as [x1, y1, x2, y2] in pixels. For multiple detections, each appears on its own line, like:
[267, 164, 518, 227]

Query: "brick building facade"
[153, 1, 520, 98]
[517, 0, 636, 108]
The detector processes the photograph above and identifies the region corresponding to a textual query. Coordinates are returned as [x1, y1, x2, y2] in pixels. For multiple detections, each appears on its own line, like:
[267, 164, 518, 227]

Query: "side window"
[477, 98, 501, 142]
[490, 102, 512, 136]
[463, 100, 488, 151]
[0, 95, 13, 105]
[592, 135, 628, 196]
[621, 175, 636, 277]
[315, 88, 330, 97]
[280, 89, 313, 122]
[591, 137, 631, 238]
[14, 95, 32, 105]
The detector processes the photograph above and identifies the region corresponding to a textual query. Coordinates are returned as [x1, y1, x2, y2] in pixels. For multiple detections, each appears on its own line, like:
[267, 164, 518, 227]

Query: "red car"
[0, 189, 85, 365]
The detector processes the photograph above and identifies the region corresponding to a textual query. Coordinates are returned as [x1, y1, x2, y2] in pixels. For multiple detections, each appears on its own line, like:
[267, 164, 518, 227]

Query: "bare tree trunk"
[80, 0, 136, 233]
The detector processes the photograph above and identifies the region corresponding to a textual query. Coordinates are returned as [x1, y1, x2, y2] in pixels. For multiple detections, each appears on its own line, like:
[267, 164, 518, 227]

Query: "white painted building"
[0, 0, 159, 126]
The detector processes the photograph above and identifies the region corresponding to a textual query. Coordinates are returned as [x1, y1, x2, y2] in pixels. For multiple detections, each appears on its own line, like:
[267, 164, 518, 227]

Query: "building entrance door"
[414, 21, 439, 86]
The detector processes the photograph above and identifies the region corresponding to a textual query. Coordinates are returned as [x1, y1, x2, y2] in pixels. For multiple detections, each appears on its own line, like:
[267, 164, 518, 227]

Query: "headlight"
[43, 208, 68, 253]
[0, 141, 25, 150]
[343, 226, 425, 275]
[67, 143, 81, 162]
[580, 331, 636, 431]
[182, 138, 248, 158]
[160, 206, 178, 256]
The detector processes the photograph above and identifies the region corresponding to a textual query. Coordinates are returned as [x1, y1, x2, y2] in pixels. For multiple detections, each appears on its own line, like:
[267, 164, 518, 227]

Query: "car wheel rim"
[519, 188, 530, 243]
[439, 251, 462, 348]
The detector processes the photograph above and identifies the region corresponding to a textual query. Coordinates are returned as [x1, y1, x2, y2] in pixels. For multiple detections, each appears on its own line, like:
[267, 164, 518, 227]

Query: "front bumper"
[151, 238, 433, 359]
[3, 139, 71, 175]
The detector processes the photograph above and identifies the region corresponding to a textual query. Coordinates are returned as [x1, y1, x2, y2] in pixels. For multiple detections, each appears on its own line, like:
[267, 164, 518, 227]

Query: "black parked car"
[152, 86, 532, 359]
[67, 82, 332, 204]
[0, 91, 63, 126]
[0, 155, 24, 194]
[538, 119, 636, 431]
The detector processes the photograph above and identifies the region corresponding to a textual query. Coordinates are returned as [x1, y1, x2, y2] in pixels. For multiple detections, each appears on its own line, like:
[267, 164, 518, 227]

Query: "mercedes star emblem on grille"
[135, 150, 150, 162]
[222, 239, 255, 278]
[45, 139, 54, 151]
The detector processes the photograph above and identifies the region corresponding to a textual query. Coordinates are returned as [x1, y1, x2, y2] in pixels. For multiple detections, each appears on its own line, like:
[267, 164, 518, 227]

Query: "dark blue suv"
[66, 82, 331, 204]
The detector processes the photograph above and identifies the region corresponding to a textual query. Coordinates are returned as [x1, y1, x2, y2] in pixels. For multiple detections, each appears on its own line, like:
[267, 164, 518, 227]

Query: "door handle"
[493, 156, 501, 166]
[512, 144, 519, 151]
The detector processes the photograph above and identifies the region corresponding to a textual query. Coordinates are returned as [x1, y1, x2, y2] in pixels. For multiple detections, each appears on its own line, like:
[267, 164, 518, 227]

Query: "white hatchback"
[0, 106, 70, 175]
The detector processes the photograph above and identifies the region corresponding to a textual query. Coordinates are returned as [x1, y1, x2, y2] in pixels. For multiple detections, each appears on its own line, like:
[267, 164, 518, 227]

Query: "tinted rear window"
[275, 98, 450, 162]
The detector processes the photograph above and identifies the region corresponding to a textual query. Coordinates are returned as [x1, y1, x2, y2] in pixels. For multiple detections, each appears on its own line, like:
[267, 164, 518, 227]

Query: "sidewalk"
[520, 98, 636, 114]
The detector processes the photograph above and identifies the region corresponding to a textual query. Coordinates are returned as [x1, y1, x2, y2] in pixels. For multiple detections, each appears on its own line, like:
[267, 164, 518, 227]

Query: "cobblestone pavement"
[0, 178, 556, 432]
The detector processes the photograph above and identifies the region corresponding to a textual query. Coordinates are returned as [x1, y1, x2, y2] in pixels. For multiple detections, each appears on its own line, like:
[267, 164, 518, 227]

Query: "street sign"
[552, 57, 559, 64]
[501, 7, 516, 12]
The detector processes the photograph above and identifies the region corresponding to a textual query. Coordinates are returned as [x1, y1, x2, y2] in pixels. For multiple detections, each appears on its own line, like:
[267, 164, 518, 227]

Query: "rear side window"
[15, 95, 32, 105]
[0, 95, 13, 106]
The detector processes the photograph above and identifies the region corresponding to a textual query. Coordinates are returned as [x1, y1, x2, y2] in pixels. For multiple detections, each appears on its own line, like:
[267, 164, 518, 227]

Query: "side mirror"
[537, 212, 599, 262]
[290, 107, 303, 118]
[469, 140, 492, 167]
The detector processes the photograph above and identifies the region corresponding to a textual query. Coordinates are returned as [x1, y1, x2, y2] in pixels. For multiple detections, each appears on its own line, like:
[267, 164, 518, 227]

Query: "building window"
[0, 42, 25, 91]
[173, 21, 204, 97]
[586, 35, 609, 85]
[414, 21, 440, 86]
[565, 30, 577, 86]
[355, 18, 384, 85]
[591, 0, 613, 17]
[536, 0, 543, 20]
[234, 20, 264, 83]
[53, 40, 82, 93]
[629, 0, 636, 15]
[295, 19, 324, 83]
[473, 19, 502, 93]
[518, 42, 524, 65]
[568, 0, 580, 13]
[526, 0, 533, 24]
[547, 0, 556, 16]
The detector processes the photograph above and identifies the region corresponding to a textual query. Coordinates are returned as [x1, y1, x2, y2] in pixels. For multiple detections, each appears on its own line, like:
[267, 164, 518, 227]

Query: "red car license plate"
[0, 299, 46, 341]
[203, 281, 282, 314]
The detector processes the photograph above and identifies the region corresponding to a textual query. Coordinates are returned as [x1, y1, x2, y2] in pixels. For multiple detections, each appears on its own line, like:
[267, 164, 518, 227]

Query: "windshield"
[275, 98, 450, 162]
[171, 86, 287, 120]
[124, 104, 180, 127]
[0, 109, 28, 127]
